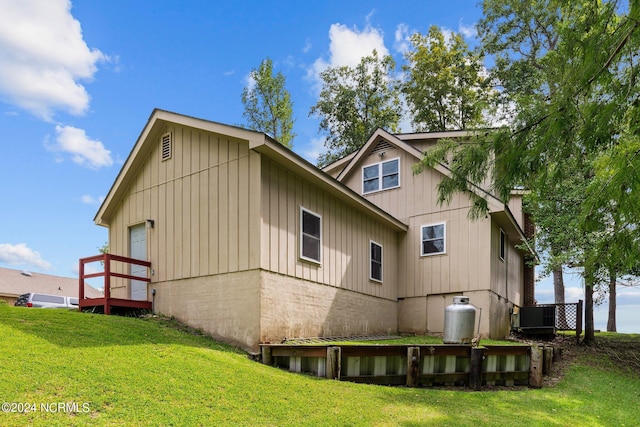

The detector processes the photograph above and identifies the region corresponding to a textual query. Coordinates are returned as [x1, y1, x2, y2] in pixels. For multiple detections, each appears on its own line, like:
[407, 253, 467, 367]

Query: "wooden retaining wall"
[261, 344, 555, 389]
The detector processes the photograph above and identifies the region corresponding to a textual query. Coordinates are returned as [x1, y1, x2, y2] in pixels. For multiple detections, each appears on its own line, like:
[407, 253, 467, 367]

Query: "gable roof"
[0, 267, 102, 299]
[95, 109, 267, 226]
[335, 128, 507, 212]
[95, 109, 407, 232]
[329, 128, 536, 256]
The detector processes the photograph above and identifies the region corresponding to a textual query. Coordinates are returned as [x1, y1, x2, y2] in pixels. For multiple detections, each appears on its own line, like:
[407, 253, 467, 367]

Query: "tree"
[241, 58, 295, 148]
[309, 50, 402, 167]
[523, 157, 591, 326]
[416, 0, 640, 344]
[402, 26, 494, 131]
[585, 136, 640, 331]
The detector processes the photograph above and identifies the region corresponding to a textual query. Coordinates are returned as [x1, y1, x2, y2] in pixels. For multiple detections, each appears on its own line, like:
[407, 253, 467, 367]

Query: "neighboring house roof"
[95, 109, 407, 232]
[0, 267, 102, 299]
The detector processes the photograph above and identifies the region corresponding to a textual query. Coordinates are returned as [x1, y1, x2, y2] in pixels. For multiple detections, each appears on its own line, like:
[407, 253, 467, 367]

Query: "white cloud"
[0, 243, 51, 270]
[394, 23, 411, 54]
[307, 23, 389, 92]
[302, 39, 312, 54]
[440, 27, 455, 45]
[47, 125, 113, 169]
[81, 194, 105, 205]
[458, 20, 477, 39]
[243, 73, 256, 93]
[0, 0, 106, 121]
[298, 137, 327, 164]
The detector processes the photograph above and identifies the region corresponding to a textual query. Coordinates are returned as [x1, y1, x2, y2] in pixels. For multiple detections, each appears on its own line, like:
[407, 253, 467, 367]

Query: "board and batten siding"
[107, 123, 261, 293]
[342, 147, 493, 299]
[490, 222, 524, 307]
[259, 157, 399, 301]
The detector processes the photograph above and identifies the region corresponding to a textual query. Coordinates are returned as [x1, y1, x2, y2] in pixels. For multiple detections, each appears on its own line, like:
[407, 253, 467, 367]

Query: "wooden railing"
[79, 254, 151, 314]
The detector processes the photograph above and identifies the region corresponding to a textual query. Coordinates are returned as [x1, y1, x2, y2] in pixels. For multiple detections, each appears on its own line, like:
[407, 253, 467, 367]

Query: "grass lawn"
[1, 303, 639, 426]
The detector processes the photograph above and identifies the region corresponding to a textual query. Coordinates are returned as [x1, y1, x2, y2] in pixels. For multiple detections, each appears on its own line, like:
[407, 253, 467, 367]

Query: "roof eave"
[250, 138, 408, 232]
[94, 109, 265, 226]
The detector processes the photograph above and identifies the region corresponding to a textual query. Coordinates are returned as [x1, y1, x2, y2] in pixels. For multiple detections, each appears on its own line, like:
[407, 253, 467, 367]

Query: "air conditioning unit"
[516, 306, 556, 335]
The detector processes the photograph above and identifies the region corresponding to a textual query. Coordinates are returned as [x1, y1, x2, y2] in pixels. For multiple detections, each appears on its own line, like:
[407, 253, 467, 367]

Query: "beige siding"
[260, 157, 399, 301]
[341, 148, 494, 299]
[490, 222, 524, 307]
[338, 141, 525, 340]
[508, 193, 525, 230]
[108, 123, 261, 299]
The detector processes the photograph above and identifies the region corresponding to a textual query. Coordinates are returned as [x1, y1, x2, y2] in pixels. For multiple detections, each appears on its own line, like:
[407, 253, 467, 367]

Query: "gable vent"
[161, 133, 172, 161]
[370, 140, 393, 155]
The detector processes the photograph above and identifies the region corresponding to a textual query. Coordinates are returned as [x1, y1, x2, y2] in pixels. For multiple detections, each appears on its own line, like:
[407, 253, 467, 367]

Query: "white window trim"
[362, 157, 400, 194]
[370, 240, 383, 283]
[300, 207, 322, 264]
[420, 222, 446, 256]
[499, 228, 506, 262]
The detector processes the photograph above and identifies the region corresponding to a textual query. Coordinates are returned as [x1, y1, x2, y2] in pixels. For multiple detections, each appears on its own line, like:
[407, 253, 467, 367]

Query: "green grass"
[1, 302, 639, 426]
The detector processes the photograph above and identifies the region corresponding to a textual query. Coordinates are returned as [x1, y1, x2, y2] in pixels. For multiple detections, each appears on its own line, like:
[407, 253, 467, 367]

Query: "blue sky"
[0, 0, 637, 332]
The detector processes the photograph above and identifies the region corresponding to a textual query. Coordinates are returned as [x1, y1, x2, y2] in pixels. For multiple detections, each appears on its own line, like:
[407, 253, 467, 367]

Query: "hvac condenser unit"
[517, 306, 556, 335]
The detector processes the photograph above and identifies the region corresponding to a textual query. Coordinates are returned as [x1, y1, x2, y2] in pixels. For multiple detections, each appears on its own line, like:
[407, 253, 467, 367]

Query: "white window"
[362, 158, 400, 194]
[499, 229, 506, 261]
[300, 207, 322, 263]
[370, 241, 383, 282]
[421, 223, 446, 256]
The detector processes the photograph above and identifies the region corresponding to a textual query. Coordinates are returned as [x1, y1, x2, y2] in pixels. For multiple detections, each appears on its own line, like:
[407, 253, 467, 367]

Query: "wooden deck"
[79, 254, 152, 315]
[79, 297, 152, 314]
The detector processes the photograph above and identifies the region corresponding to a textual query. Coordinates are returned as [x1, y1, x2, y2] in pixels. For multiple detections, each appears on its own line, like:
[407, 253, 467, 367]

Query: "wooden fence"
[261, 344, 556, 390]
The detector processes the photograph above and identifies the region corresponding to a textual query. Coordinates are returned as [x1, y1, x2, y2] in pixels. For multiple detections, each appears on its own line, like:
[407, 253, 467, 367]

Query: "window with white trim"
[362, 158, 400, 194]
[421, 223, 446, 256]
[300, 207, 322, 263]
[370, 241, 383, 282]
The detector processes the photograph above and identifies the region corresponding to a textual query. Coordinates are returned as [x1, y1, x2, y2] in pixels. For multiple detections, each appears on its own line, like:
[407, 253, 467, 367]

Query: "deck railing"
[79, 254, 151, 314]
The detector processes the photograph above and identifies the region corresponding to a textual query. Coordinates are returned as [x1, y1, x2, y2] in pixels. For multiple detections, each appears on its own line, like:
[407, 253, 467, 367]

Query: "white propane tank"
[443, 296, 476, 344]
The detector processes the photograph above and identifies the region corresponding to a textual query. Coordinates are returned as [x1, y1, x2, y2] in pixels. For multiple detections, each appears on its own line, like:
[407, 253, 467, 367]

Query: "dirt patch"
[579, 337, 640, 376]
[510, 333, 640, 387]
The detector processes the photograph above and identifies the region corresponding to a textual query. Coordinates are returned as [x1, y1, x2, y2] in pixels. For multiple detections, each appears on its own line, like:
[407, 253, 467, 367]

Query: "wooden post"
[326, 346, 341, 380]
[543, 346, 553, 375]
[261, 346, 272, 366]
[469, 347, 484, 391]
[406, 347, 420, 387]
[529, 346, 543, 388]
[576, 300, 583, 344]
[104, 254, 111, 315]
[553, 346, 563, 363]
[78, 259, 85, 303]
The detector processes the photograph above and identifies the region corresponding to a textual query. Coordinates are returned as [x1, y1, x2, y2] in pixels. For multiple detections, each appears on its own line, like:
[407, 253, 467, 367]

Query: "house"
[0, 266, 102, 305]
[87, 109, 535, 352]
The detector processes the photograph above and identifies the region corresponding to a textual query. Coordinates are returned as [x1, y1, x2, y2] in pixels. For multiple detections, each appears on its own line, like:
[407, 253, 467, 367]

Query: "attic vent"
[370, 140, 393, 155]
[161, 133, 172, 161]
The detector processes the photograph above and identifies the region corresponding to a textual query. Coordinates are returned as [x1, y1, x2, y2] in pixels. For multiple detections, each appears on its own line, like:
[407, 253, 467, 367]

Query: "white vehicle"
[14, 293, 79, 309]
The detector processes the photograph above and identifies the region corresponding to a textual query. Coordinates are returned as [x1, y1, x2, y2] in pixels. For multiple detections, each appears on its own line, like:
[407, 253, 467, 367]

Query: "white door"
[129, 224, 147, 301]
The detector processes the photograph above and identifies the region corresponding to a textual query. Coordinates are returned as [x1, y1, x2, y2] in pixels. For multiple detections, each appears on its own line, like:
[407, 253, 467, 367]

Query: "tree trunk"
[607, 271, 617, 332]
[553, 266, 566, 328]
[584, 277, 595, 345]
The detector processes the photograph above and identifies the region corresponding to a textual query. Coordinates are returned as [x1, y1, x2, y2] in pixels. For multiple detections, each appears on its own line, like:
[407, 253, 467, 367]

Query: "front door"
[129, 223, 147, 301]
